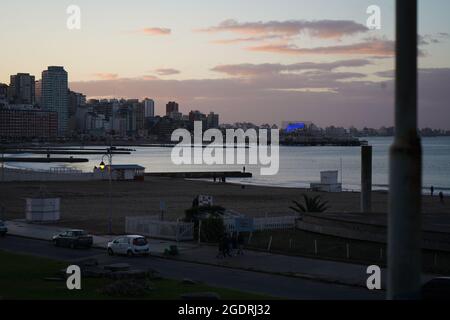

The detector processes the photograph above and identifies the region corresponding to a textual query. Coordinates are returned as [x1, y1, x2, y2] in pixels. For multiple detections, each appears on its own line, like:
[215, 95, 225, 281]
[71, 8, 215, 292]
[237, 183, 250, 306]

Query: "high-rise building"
[143, 98, 155, 118]
[0, 83, 8, 102]
[35, 80, 42, 106]
[8, 73, 35, 104]
[166, 101, 179, 116]
[207, 112, 220, 129]
[68, 90, 86, 117]
[41, 66, 68, 136]
[0, 105, 58, 139]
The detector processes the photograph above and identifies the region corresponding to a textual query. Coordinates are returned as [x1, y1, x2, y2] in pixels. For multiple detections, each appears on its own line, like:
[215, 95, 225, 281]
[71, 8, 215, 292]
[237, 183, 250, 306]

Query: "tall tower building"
[41, 66, 68, 135]
[143, 98, 155, 118]
[9, 73, 35, 104]
[166, 101, 179, 116]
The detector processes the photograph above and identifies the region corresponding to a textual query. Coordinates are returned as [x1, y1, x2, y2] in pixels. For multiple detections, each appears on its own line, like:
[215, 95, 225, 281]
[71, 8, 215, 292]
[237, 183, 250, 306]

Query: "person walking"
[431, 186, 435, 197]
[225, 234, 233, 257]
[439, 192, 445, 204]
[231, 233, 238, 253]
[217, 236, 226, 259]
[237, 233, 245, 255]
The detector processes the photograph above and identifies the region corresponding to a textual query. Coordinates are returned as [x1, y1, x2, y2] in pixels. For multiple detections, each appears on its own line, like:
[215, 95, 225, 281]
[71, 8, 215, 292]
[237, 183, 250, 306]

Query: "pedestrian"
[216, 236, 226, 259]
[225, 234, 233, 257]
[231, 233, 238, 251]
[237, 233, 245, 255]
[439, 192, 444, 204]
[431, 186, 435, 197]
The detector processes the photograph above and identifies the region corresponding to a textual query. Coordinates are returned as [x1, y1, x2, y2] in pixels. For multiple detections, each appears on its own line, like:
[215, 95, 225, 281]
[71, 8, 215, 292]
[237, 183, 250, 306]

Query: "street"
[0, 236, 384, 300]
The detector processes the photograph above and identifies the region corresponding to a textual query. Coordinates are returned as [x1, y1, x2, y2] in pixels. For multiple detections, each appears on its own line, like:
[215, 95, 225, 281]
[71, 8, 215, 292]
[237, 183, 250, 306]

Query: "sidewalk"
[4, 220, 434, 288]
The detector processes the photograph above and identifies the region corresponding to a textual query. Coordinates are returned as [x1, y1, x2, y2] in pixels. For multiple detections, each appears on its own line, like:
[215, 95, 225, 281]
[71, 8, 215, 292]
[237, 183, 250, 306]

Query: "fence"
[224, 216, 297, 233]
[125, 216, 195, 241]
[254, 216, 297, 231]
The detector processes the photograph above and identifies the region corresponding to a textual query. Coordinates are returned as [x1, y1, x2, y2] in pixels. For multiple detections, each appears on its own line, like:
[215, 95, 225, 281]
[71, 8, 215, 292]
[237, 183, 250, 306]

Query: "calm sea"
[6, 137, 450, 195]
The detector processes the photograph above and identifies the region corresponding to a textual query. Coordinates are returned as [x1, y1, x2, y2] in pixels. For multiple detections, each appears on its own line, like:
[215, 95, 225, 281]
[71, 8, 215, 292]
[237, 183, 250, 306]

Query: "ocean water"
[5, 137, 450, 194]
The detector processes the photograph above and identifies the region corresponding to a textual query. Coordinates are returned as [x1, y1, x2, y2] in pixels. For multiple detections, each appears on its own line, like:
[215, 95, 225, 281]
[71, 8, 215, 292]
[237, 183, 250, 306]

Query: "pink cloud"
[198, 19, 368, 40]
[93, 73, 119, 80]
[154, 68, 181, 76]
[140, 27, 171, 36]
[247, 39, 395, 56]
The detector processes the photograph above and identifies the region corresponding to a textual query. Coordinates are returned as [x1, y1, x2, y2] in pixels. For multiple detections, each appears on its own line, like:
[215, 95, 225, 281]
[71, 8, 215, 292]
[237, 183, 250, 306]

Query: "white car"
[107, 235, 150, 257]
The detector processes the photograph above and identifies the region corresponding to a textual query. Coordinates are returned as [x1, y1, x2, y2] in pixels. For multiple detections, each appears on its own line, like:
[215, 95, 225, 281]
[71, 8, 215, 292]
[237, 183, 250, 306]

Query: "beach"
[1, 177, 448, 234]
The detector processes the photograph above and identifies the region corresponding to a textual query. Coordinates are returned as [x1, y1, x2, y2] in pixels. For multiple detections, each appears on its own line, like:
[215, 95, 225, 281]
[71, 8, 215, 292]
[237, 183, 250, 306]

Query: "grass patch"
[0, 250, 270, 300]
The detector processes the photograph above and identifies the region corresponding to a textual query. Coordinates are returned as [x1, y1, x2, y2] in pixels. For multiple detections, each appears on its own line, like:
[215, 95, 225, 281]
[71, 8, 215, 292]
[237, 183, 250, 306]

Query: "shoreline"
[2, 166, 450, 195]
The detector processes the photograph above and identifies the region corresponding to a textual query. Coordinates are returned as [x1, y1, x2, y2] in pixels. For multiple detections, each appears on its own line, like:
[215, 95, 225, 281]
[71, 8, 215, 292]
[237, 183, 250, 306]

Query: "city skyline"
[0, 0, 449, 128]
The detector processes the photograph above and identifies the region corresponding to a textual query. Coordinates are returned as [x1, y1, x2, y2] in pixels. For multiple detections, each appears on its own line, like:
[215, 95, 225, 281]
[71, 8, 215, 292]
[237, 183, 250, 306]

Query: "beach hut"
[93, 164, 146, 181]
[310, 171, 342, 193]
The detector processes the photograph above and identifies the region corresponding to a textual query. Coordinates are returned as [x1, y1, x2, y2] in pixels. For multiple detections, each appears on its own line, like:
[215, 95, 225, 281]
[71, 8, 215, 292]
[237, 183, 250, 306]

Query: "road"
[0, 236, 384, 300]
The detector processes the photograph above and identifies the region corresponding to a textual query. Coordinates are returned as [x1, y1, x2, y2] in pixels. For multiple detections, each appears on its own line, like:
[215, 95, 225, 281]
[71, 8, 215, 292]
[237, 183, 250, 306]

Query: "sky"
[1, 0, 449, 128]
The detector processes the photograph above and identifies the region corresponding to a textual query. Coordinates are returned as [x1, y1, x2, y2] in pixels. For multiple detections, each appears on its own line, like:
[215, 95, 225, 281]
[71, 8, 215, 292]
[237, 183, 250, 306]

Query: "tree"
[290, 194, 329, 213]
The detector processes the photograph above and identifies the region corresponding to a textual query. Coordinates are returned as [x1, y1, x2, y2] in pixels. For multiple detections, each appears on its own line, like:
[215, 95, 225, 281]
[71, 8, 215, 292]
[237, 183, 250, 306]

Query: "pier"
[145, 171, 252, 182]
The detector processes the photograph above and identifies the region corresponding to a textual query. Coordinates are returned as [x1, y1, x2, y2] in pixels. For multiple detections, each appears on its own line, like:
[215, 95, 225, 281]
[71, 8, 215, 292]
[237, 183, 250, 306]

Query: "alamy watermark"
[366, 265, 382, 290]
[67, 5, 81, 30]
[367, 5, 381, 30]
[66, 265, 81, 290]
[171, 122, 280, 176]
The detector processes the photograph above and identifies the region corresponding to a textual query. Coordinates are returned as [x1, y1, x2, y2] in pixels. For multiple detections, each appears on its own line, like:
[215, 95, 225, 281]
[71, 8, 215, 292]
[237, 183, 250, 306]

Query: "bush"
[199, 216, 226, 243]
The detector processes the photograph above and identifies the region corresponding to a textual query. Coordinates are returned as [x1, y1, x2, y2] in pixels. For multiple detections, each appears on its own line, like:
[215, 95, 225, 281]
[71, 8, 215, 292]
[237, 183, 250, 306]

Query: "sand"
[0, 177, 449, 234]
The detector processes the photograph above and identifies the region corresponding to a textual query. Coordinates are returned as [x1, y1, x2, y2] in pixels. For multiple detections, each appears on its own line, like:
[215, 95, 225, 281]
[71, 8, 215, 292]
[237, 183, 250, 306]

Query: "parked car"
[0, 221, 7, 237]
[107, 235, 150, 257]
[52, 229, 93, 249]
[422, 277, 450, 300]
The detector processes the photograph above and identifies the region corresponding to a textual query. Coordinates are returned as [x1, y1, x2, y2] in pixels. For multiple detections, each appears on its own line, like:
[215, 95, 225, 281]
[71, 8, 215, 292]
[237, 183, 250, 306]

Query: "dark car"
[52, 230, 93, 249]
[0, 221, 7, 237]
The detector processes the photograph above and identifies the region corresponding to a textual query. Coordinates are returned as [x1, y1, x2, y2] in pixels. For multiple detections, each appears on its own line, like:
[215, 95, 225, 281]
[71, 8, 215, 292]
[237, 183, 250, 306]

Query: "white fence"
[125, 216, 195, 241]
[1, 168, 93, 182]
[224, 216, 297, 233]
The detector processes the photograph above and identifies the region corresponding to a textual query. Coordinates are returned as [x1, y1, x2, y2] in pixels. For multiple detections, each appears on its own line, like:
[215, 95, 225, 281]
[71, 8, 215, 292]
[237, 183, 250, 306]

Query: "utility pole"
[108, 140, 113, 235]
[388, 0, 422, 300]
[361, 146, 372, 213]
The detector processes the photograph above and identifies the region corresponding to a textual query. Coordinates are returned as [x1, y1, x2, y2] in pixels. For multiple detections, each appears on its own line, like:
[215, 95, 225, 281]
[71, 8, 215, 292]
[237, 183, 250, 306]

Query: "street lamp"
[99, 147, 113, 234]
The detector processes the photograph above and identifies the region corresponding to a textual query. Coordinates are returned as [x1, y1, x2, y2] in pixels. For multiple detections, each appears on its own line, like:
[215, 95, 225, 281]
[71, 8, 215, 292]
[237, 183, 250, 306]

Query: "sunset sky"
[1, 0, 449, 128]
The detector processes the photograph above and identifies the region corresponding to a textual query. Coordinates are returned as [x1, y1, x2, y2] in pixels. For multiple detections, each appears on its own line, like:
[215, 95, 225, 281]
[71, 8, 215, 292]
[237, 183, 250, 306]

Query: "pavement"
[0, 235, 383, 300]
[3, 220, 434, 289]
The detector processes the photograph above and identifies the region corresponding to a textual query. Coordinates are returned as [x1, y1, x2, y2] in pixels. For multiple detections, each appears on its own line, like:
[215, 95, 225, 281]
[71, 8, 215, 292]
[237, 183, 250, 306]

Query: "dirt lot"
[0, 178, 448, 234]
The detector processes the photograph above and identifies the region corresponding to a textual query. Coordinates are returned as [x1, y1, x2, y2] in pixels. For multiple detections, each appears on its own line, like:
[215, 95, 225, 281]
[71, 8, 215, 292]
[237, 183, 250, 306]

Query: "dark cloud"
[211, 59, 372, 77]
[70, 68, 450, 129]
[198, 19, 368, 40]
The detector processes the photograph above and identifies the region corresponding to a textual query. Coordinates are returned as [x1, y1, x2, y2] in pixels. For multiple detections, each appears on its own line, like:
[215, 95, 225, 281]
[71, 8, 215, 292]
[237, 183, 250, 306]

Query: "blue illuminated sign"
[286, 123, 306, 133]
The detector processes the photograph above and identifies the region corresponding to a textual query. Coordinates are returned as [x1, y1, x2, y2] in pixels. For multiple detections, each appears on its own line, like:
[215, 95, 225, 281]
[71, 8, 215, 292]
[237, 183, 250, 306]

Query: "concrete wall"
[296, 213, 450, 252]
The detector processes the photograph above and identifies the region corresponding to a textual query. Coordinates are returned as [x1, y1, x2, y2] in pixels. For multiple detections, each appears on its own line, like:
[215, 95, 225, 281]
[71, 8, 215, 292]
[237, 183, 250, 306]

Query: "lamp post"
[100, 146, 113, 234]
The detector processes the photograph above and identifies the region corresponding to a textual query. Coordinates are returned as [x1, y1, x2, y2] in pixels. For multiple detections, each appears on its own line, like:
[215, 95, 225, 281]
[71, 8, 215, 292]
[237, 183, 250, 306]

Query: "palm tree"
[290, 194, 329, 213]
